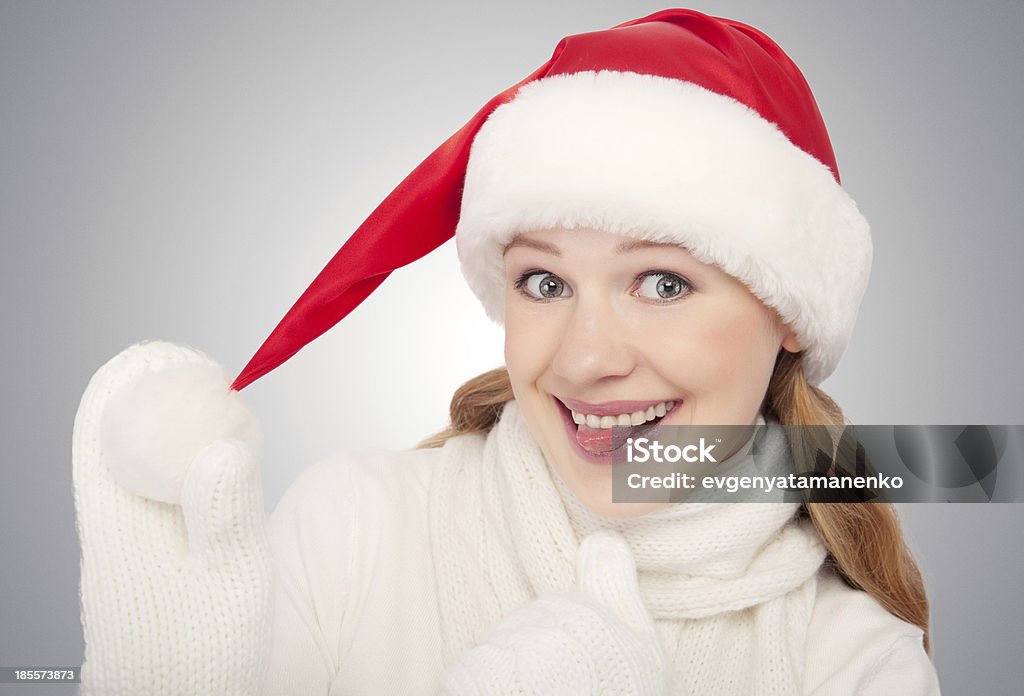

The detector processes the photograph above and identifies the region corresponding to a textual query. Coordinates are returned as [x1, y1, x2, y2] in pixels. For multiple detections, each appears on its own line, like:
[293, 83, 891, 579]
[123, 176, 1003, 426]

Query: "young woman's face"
[503, 227, 801, 517]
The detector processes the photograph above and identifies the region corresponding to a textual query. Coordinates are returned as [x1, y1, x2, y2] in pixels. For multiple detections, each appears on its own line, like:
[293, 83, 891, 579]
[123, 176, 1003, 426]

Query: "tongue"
[576, 424, 615, 453]
[576, 416, 664, 454]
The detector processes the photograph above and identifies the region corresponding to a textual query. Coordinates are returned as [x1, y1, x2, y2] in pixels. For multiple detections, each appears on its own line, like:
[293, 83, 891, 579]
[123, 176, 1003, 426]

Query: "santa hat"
[231, 8, 871, 391]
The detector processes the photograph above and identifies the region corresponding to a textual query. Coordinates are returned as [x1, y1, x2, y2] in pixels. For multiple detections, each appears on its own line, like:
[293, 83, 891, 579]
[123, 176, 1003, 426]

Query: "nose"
[550, 293, 637, 386]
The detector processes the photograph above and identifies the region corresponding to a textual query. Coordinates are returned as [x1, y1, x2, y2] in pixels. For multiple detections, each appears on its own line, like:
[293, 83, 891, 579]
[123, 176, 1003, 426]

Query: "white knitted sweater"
[262, 402, 940, 695]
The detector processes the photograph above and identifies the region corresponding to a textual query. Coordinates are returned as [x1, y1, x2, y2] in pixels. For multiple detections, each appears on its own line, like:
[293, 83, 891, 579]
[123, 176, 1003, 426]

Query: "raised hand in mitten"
[442, 530, 670, 695]
[73, 341, 273, 696]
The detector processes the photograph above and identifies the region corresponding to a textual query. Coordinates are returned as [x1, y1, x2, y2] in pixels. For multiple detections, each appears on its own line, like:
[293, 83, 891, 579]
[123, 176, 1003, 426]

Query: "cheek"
[643, 301, 779, 396]
[503, 301, 559, 388]
[715, 308, 778, 366]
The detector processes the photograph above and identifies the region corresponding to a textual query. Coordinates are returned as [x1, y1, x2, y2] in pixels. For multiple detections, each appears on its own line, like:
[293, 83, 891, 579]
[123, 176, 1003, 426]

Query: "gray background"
[2, 0, 1022, 693]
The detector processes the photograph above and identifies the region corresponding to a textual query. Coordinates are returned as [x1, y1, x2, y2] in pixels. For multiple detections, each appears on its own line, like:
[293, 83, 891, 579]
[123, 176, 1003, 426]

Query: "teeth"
[569, 400, 677, 430]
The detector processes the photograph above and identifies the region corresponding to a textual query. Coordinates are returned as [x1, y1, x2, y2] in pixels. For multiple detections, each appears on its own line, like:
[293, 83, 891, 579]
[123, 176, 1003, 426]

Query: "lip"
[552, 396, 682, 466]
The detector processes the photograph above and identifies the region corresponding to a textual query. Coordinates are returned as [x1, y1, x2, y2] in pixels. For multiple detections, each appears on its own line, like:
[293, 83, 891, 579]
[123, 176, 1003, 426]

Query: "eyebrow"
[503, 237, 562, 256]
[502, 235, 675, 256]
[615, 238, 671, 253]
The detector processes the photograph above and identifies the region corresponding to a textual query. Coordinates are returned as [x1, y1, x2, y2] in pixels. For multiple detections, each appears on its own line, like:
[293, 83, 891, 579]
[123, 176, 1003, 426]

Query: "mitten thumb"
[181, 439, 267, 568]
[576, 530, 654, 636]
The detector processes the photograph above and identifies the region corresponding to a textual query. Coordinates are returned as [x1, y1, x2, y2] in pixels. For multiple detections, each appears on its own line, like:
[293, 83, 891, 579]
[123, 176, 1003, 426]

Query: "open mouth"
[553, 397, 681, 463]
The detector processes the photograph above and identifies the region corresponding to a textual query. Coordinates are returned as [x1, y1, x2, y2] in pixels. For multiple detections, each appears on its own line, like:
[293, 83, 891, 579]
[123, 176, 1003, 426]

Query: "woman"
[74, 8, 940, 694]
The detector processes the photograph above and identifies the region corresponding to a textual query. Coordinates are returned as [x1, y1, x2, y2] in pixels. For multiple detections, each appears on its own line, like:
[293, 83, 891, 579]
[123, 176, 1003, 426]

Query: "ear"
[780, 328, 802, 353]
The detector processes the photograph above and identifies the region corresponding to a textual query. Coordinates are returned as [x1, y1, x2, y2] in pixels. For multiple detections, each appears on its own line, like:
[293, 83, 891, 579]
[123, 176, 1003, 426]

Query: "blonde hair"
[419, 351, 931, 652]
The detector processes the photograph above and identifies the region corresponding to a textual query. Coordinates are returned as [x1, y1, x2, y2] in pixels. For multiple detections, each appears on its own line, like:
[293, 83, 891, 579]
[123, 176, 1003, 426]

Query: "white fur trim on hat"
[455, 70, 871, 385]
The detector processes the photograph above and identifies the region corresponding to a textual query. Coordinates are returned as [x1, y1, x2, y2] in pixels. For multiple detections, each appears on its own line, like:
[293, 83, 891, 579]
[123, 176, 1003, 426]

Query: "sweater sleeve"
[261, 456, 357, 696]
[856, 635, 940, 695]
[804, 569, 940, 695]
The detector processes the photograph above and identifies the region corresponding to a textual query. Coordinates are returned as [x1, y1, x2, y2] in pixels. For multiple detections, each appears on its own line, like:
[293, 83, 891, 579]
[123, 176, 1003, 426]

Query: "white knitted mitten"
[442, 530, 670, 695]
[73, 341, 272, 696]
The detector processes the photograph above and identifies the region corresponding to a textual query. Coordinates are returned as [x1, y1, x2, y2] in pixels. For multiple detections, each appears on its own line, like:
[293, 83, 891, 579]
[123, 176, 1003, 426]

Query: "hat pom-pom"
[101, 361, 262, 504]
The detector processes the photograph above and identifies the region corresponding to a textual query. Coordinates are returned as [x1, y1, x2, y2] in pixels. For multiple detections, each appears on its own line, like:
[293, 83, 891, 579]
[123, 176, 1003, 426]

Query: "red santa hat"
[231, 8, 871, 391]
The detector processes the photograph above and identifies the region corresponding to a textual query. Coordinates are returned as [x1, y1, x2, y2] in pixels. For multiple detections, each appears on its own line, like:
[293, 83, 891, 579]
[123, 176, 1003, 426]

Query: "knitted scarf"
[429, 401, 826, 695]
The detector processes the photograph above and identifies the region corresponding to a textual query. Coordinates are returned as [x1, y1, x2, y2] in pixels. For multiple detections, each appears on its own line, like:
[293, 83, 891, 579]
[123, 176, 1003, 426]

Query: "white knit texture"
[443, 531, 670, 695]
[455, 71, 872, 385]
[431, 402, 826, 695]
[73, 341, 273, 695]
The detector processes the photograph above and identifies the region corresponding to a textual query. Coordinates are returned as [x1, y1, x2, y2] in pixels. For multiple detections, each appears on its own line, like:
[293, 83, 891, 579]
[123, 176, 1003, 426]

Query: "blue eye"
[516, 271, 572, 300]
[635, 272, 691, 301]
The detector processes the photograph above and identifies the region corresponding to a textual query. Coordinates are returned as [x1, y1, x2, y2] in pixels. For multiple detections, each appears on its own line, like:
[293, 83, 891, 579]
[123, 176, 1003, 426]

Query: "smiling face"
[503, 227, 801, 517]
